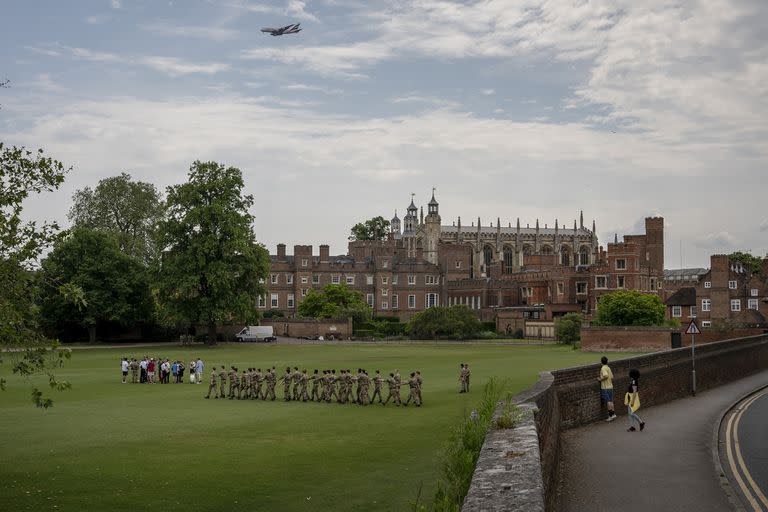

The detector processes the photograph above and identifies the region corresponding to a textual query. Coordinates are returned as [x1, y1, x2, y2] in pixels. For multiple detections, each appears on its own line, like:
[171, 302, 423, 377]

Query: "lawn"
[0, 342, 629, 512]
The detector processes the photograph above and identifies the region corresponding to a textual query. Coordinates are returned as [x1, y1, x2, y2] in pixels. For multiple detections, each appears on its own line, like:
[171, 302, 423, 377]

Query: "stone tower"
[423, 189, 441, 264]
[402, 195, 419, 258]
[390, 210, 401, 239]
[645, 217, 664, 273]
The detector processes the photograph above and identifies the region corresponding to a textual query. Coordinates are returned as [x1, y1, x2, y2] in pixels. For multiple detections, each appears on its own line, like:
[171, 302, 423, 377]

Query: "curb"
[712, 382, 768, 512]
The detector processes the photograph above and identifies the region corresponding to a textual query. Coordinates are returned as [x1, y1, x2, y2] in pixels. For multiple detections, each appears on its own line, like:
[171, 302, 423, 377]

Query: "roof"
[664, 268, 708, 280]
[665, 287, 697, 306]
[441, 225, 593, 237]
[428, 193, 438, 206]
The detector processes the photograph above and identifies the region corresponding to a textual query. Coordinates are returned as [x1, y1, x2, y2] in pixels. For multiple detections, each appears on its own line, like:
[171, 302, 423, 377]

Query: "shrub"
[478, 330, 498, 340]
[555, 313, 582, 344]
[407, 306, 482, 339]
[353, 329, 375, 338]
[593, 289, 665, 326]
[511, 328, 524, 339]
[481, 321, 497, 332]
[261, 310, 284, 319]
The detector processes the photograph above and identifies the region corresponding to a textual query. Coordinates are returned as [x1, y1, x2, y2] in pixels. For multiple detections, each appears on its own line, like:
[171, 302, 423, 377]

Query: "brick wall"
[581, 326, 677, 351]
[260, 318, 352, 338]
[463, 333, 768, 511]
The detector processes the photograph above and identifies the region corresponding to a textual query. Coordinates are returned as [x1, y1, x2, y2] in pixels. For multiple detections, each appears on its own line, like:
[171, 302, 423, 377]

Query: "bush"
[353, 329, 375, 338]
[261, 310, 285, 318]
[511, 328, 524, 339]
[593, 289, 665, 326]
[478, 330, 498, 340]
[407, 306, 482, 339]
[481, 321, 497, 332]
[373, 316, 401, 323]
[555, 313, 582, 344]
[382, 322, 405, 336]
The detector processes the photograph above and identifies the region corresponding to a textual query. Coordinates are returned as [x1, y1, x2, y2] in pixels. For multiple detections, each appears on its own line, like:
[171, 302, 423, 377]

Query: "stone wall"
[462, 333, 768, 511]
[259, 318, 353, 338]
[581, 325, 766, 352]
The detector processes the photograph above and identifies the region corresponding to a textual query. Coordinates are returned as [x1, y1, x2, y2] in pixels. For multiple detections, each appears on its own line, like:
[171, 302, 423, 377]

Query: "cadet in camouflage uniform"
[359, 370, 371, 405]
[253, 368, 264, 399]
[327, 370, 339, 403]
[239, 369, 249, 399]
[383, 373, 401, 406]
[229, 367, 240, 399]
[280, 367, 292, 401]
[310, 370, 321, 401]
[299, 369, 309, 401]
[218, 365, 227, 398]
[292, 367, 302, 401]
[465, 364, 471, 392]
[130, 358, 139, 383]
[205, 368, 219, 399]
[415, 371, 423, 405]
[339, 370, 350, 404]
[403, 372, 421, 406]
[371, 370, 383, 404]
[265, 368, 277, 401]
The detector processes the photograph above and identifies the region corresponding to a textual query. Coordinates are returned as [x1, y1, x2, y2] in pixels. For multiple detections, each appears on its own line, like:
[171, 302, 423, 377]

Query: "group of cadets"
[205, 366, 424, 406]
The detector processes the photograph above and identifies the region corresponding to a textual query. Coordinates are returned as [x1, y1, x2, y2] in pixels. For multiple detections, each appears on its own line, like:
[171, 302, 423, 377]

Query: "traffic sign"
[685, 320, 701, 335]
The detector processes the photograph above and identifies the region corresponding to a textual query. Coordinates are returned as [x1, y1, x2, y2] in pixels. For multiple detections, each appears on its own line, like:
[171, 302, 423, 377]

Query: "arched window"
[483, 246, 493, 267]
[561, 247, 571, 266]
[541, 245, 553, 255]
[579, 247, 590, 265]
[521, 244, 533, 267]
[503, 247, 514, 274]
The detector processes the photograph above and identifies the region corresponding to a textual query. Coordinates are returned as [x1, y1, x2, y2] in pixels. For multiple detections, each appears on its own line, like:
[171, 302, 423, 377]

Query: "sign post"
[685, 320, 701, 396]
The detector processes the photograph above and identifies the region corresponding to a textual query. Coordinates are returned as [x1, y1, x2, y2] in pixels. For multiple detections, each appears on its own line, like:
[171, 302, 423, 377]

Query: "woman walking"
[625, 368, 646, 432]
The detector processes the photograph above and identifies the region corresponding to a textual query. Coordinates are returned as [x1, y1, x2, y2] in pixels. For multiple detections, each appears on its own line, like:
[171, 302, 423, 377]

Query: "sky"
[1, 0, 766, 269]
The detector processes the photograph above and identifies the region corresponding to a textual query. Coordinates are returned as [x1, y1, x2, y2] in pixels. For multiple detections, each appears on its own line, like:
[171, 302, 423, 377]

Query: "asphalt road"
[721, 389, 768, 511]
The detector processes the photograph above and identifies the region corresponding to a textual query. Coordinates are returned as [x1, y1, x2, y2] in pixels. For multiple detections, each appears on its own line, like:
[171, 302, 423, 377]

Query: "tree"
[68, 173, 165, 264]
[349, 216, 390, 241]
[555, 313, 582, 344]
[407, 305, 482, 339]
[727, 251, 763, 275]
[593, 290, 665, 326]
[156, 161, 269, 344]
[297, 283, 370, 324]
[38, 228, 153, 343]
[0, 143, 74, 408]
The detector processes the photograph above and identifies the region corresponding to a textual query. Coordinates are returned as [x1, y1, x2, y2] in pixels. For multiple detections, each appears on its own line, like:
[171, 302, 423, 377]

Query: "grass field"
[0, 342, 633, 512]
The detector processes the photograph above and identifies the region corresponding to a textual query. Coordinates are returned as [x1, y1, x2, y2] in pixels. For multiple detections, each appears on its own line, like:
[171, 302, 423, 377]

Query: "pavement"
[558, 370, 768, 512]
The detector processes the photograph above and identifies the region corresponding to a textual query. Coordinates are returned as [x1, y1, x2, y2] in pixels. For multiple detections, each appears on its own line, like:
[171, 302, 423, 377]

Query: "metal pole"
[691, 332, 696, 396]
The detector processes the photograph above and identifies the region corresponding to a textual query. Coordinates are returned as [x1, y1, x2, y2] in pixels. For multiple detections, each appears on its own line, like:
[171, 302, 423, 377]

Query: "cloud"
[85, 14, 111, 25]
[390, 95, 458, 107]
[140, 22, 241, 41]
[227, 0, 319, 22]
[481, 89, 495, 95]
[111, 0, 121, 9]
[241, 42, 390, 78]
[140, 56, 230, 76]
[281, 83, 343, 94]
[760, 220, 768, 232]
[694, 231, 737, 249]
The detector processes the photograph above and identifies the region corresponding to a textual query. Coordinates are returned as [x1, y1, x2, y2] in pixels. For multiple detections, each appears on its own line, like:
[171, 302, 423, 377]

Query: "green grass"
[0, 343, 634, 512]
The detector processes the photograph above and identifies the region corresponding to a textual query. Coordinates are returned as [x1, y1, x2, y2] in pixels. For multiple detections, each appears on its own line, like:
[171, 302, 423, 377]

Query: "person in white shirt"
[121, 358, 129, 383]
[196, 358, 203, 384]
[190, 360, 197, 383]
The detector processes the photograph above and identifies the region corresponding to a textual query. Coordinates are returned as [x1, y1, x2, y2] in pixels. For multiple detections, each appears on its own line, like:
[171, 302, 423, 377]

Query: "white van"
[235, 326, 277, 342]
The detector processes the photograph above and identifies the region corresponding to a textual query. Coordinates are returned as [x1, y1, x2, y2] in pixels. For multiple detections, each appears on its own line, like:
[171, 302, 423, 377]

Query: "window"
[650, 277, 657, 290]
[392, 295, 399, 309]
[408, 294, 416, 309]
[392, 275, 398, 285]
[301, 288, 308, 297]
[301, 276, 308, 284]
[576, 282, 587, 295]
[426, 293, 438, 308]
[701, 299, 711, 312]
[617, 276, 625, 289]
[258, 295, 266, 308]
[381, 301, 388, 309]
[346, 276, 355, 285]
[455, 260, 462, 268]
[596, 276, 607, 289]
[731, 299, 741, 312]
[270, 293, 279, 308]
[382, 259, 389, 269]
[270, 274, 278, 284]
[702, 321, 711, 328]
[751, 289, 759, 297]
[366, 275, 374, 285]
[690, 306, 697, 318]
[312, 275, 319, 284]
[426, 275, 438, 285]
[704, 281, 711, 289]
[615, 259, 626, 270]
[408, 275, 416, 285]
[301, 258, 308, 267]
[366, 293, 374, 307]
[287, 294, 295, 308]
[286, 274, 293, 285]
[381, 276, 388, 285]
[672, 306, 682, 317]
[382, 288, 388, 296]
[520, 287, 532, 298]
[748, 299, 759, 310]
[557, 282, 564, 295]
[331, 275, 340, 284]
[728, 280, 737, 290]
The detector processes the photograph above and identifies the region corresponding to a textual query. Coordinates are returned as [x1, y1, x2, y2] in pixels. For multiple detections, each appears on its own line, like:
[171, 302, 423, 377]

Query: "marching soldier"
[229, 366, 240, 399]
[300, 369, 309, 401]
[218, 365, 227, 398]
[239, 369, 249, 399]
[327, 370, 339, 403]
[403, 372, 421, 407]
[292, 366, 302, 401]
[265, 368, 277, 401]
[205, 368, 218, 399]
[465, 363, 471, 392]
[371, 370, 383, 404]
[459, 364, 468, 393]
[310, 370, 321, 401]
[415, 371, 423, 405]
[383, 372, 401, 406]
[280, 367, 292, 401]
[253, 368, 264, 399]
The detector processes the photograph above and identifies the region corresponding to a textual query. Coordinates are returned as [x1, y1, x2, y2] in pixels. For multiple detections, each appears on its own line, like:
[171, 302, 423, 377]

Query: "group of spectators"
[120, 357, 204, 384]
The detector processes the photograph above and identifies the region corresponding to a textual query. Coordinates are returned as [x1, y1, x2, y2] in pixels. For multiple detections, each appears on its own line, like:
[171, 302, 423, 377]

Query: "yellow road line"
[726, 391, 768, 512]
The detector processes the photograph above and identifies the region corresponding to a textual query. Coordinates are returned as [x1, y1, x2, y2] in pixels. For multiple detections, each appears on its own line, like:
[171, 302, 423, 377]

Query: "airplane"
[260, 23, 301, 36]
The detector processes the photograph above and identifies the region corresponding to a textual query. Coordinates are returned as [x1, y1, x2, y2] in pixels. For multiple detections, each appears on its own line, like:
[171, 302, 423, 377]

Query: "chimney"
[277, 243, 286, 261]
[319, 244, 330, 263]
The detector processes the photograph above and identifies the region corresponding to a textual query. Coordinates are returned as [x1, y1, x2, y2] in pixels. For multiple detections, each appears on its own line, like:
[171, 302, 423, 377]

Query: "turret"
[390, 210, 401, 239]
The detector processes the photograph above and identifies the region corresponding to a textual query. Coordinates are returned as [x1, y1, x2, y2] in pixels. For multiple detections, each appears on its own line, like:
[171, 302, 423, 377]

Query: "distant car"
[235, 326, 277, 342]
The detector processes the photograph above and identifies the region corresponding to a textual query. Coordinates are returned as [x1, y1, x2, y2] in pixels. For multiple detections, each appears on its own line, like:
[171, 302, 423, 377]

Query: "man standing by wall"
[598, 356, 616, 421]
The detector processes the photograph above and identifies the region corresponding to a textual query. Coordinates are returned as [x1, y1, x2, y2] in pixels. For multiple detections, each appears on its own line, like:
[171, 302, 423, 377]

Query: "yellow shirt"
[624, 392, 641, 412]
[600, 365, 613, 389]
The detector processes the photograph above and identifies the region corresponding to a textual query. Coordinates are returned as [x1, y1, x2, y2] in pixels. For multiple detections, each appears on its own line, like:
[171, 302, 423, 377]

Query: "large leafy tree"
[156, 161, 269, 344]
[38, 228, 153, 343]
[727, 251, 763, 275]
[297, 283, 370, 324]
[349, 216, 390, 241]
[594, 290, 665, 326]
[407, 305, 482, 339]
[555, 313, 582, 344]
[0, 143, 75, 407]
[68, 172, 164, 264]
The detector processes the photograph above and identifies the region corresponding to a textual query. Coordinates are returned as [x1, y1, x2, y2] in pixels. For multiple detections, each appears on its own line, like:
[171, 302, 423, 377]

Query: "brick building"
[665, 254, 767, 329]
[260, 192, 667, 327]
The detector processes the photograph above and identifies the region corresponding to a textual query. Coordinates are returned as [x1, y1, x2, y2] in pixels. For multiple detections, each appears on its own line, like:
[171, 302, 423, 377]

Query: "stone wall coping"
[581, 325, 678, 332]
